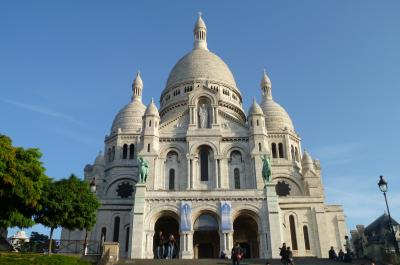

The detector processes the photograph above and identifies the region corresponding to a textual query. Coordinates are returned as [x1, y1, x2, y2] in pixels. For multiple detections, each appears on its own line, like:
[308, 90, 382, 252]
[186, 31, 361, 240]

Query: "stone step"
[117, 258, 371, 265]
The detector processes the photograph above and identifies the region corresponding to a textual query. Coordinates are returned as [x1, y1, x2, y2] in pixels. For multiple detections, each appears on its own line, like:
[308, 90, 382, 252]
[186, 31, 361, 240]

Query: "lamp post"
[90, 178, 96, 193]
[378, 175, 400, 255]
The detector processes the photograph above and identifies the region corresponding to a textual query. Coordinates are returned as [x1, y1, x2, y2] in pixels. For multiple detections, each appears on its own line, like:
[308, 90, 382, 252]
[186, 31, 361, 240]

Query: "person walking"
[279, 243, 288, 265]
[231, 242, 243, 265]
[155, 231, 165, 259]
[286, 246, 294, 265]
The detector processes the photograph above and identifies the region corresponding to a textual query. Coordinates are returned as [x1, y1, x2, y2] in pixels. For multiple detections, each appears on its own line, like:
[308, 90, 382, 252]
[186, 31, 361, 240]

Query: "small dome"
[261, 70, 271, 89]
[260, 98, 294, 131]
[195, 13, 206, 29]
[94, 151, 105, 166]
[248, 98, 264, 116]
[165, 49, 237, 90]
[145, 98, 159, 116]
[302, 151, 313, 165]
[133, 71, 143, 88]
[111, 99, 146, 134]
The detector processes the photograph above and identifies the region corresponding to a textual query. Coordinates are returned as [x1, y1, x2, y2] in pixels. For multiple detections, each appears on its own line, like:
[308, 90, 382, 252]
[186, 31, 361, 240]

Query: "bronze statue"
[261, 155, 272, 184]
[137, 157, 149, 184]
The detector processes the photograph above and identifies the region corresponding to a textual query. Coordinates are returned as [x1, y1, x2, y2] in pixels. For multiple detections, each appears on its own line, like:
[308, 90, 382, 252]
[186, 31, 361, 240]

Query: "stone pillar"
[145, 231, 154, 258]
[259, 231, 268, 259]
[265, 183, 282, 258]
[128, 184, 147, 259]
[219, 231, 232, 258]
[180, 232, 194, 259]
[214, 158, 219, 189]
[186, 155, 191, 189]
[313, 206, 329, 258]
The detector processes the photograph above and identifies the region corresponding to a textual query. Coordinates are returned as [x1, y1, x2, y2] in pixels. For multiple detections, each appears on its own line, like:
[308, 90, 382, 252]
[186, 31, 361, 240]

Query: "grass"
[0, 252, 93, 265]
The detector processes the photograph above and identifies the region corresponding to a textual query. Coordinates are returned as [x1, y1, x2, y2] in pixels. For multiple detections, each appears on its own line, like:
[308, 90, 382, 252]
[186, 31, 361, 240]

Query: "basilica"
[61, 14, 348, 259]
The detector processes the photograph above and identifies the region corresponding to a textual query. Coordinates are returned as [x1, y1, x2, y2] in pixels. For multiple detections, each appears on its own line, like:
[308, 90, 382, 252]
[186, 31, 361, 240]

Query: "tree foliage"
[35, 174, 100, 253]
[61, 174, 100, 231]
[0, 134, 48, 231]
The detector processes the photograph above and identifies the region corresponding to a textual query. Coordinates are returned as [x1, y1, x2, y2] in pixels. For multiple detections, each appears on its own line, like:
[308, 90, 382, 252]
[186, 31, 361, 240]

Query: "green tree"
[35, 175, 100, 254]
[34, 179, 68, 253]
[0, 134, 48, 237]
[61, 174, 99, 254]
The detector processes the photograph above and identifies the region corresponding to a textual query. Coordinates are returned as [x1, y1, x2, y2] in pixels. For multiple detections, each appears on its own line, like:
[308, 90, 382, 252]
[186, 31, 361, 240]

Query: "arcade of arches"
[152, 212, 260, 259]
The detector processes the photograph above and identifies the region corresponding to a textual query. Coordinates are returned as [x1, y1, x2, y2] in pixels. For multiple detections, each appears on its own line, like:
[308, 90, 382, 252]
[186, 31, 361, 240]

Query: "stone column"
[128, 184, 147, 259]
[265, 183, 282, 258]
[214, 158, 220, 189]
[180, 232, 194, 259]
[186, 155, 191, 189]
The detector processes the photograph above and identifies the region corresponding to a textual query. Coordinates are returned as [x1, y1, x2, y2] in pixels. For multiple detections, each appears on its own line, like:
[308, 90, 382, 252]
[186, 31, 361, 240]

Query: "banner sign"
[180, 201, 192, 232]
[220, 201, 233, 232]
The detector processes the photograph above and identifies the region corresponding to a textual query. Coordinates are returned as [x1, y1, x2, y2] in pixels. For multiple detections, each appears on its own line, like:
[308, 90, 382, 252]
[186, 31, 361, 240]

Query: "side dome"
[111, 99, 146, 134]
[165, 49, 237, 90]
[260, 98, 294, 131]
[248, 98, 264, 116]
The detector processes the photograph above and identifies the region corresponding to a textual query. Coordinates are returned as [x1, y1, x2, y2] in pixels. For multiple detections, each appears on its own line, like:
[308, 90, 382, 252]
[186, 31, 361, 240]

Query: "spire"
[132, 71, 143, 101]
[248, 97, 263, 116]
[145, 97, 159, 116]
[261, 69, 272, 99]
[193, 12, 208, 50]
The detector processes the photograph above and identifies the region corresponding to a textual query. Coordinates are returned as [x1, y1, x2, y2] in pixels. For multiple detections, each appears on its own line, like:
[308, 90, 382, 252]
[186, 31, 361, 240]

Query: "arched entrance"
[233, 214, 259, 258]
[153, 215, 179, 258]
[193, 213, 220, 259]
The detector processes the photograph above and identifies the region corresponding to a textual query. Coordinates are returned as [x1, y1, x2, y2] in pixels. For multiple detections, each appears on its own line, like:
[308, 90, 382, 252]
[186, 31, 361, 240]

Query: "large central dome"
[165, 48, 237, 89]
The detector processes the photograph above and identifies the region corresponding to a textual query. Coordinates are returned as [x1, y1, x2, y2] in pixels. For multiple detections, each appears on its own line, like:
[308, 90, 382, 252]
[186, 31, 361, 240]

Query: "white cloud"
[0, 98, 85, 127]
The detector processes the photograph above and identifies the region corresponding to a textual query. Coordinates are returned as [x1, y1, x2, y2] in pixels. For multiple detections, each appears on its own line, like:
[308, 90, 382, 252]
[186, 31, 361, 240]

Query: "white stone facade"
[61, 14, 347, 259]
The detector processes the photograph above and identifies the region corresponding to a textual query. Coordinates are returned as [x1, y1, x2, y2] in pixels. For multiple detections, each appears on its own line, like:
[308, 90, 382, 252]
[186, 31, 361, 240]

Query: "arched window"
[149, 120, 152, 127]
[125, 227, 130, 252]
[147, 144, 150, 152]
[129, 144, 135, 159]
[258, 142, 262, 152]
[200, 148, 209, 181]
[234, 168, 240, 189]
[169, 169, 175, 190]
[101, 227, 107, 242]
[278, 143, 284, 158]
[108, 148, 112, 162]
[122, 144, 128, 159]
[303, 225, 310, 250]
[271, 143, 277, 158]
[289, 215, 298, 250]
[111, 146, 115, 161]
[291, 145, 295, 161]
[256, 119, 259, 126]
[295, 147, 299, 162]
[113, 216, 120, 242]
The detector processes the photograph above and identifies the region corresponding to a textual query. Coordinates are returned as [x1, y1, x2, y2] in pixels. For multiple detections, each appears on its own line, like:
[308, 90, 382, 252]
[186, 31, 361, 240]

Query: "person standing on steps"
[166, 234, 178, 259]
[231, 242, 243, 265]
[155, 230, 165, 259]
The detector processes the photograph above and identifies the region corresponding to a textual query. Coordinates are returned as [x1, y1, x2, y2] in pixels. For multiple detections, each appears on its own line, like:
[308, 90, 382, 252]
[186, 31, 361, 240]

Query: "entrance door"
[193, 214, 220, 259]
[153, 216, 179, 258]
[233, 215, 259, 258]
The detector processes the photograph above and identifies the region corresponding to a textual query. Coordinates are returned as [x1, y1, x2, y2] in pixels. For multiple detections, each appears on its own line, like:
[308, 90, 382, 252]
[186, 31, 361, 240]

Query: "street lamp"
[378, 175, 399, 255]
[90, 178, 96, 193]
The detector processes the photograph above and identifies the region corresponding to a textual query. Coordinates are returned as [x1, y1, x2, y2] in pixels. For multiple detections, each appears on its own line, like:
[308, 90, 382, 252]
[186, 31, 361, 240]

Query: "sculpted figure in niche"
[198, 104, 208, 128]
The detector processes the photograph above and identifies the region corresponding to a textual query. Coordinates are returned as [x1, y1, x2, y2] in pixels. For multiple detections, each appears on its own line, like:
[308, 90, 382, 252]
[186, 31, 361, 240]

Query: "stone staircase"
[116, 258, 372, 265]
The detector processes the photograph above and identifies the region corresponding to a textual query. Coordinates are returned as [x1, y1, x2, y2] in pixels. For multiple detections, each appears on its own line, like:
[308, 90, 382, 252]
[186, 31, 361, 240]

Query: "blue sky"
[2, 1, 400, 239]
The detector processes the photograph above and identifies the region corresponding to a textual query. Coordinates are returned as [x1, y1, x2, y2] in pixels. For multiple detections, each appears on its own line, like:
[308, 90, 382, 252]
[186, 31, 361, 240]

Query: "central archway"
[193, 213, 220, 259]
[233, 214, 259, 258]
[153, 215, 179, 259]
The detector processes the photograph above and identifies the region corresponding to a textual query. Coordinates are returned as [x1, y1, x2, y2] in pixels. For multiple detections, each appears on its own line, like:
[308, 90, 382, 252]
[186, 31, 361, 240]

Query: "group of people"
[154, 231, 178, 259]
[329, 246, 353, 263]
[279, 243, 295, 265]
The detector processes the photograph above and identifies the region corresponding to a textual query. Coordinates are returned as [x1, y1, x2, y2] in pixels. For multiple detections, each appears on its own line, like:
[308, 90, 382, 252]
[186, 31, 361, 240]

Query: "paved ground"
[117, 258, 373, 265]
